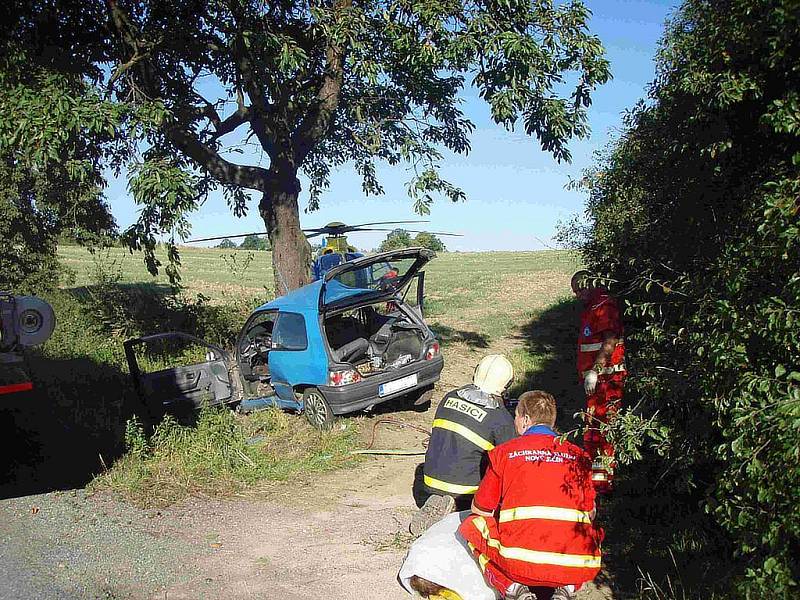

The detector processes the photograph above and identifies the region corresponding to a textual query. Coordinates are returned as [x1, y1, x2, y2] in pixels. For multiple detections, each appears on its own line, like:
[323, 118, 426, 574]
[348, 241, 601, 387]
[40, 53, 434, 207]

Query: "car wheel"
[303, 387, 334, 430]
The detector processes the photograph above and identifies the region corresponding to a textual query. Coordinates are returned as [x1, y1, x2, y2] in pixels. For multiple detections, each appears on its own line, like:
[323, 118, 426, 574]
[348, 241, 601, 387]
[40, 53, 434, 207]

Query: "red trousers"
[466, 535, 524, 597]
[467, 541, 563, 599]
[583, 377, 624, 460]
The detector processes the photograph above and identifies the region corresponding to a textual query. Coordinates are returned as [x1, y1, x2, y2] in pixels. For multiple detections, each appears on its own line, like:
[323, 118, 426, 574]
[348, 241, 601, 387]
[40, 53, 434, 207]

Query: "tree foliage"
[0, 44, 118, 292]
[3, 0, 609, 294]
[379, 229, 446, 251]
[412, 231, 447, 252]
[216, 238, 238, 249]
[239, 234, 271, 251]
[575, 1, 800, 595]
[378, 228, 414, 251]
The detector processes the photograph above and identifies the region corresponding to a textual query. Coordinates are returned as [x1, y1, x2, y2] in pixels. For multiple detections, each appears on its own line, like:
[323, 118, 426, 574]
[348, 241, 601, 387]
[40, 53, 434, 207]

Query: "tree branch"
[105, 0, 268, 192]
[291, 0, 351, 165]
[168, 126, 268, 191]
[210, 104, 252, 140]
[227, 12, 284, 163]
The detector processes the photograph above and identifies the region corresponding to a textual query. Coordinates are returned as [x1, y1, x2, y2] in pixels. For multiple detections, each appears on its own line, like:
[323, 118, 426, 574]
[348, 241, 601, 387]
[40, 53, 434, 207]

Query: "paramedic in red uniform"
[571, 270, 626, 492]
[458, 391, 602, 600]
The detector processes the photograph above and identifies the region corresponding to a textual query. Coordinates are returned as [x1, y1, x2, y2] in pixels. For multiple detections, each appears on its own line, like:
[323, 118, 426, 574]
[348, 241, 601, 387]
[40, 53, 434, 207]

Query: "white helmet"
[473, 354, 514, 397]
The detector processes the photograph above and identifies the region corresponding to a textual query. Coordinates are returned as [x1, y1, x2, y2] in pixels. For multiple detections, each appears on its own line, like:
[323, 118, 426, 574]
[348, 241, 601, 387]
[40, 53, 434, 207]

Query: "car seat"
[333, 337, 369, 363]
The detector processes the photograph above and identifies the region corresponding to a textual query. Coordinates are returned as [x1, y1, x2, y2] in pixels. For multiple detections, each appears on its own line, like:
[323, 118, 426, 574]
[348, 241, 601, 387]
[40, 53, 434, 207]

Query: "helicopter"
[186, 220, 462, 280]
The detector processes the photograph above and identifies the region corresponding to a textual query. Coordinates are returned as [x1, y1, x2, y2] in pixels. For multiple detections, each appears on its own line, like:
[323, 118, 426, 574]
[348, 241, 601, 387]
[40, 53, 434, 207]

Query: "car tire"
[303, 387, 334, 431]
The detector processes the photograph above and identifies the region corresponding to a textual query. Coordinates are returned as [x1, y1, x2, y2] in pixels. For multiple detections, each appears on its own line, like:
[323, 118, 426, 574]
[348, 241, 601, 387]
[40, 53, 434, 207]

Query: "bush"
[378, 229, 447, 252]
[76, 249, 265, 347]
[576, 1, 800, 596]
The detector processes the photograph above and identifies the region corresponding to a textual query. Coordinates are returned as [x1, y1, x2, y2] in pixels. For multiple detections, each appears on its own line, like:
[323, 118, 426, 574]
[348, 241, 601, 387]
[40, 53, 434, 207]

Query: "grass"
[46, 245, 582, 504]
[91, 406, 360, 508]
[29, 245, 585, 508]
[59, 245, 276, 296]
[59, 244, 580, 308]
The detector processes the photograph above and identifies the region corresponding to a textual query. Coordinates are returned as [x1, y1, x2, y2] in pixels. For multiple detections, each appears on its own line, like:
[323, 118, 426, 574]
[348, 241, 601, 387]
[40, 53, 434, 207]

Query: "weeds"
[92, 406, 361, 507]
[370, 530, 415, 552]
[637, 551, 726, 600]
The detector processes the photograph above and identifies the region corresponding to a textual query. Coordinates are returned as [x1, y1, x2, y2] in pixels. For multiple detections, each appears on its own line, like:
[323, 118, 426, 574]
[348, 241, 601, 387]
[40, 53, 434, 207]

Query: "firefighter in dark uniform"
[409, 354, 516, 537]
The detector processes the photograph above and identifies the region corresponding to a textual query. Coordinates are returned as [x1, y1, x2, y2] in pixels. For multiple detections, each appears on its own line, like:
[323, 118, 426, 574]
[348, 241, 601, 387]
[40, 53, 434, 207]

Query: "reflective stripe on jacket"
[459, 432, 602, 587]
[423, 388, 516, 497]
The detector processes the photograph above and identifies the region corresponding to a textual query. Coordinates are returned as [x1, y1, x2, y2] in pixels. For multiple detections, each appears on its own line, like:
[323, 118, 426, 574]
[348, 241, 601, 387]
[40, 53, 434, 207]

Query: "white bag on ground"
[398, 510, 499, 600]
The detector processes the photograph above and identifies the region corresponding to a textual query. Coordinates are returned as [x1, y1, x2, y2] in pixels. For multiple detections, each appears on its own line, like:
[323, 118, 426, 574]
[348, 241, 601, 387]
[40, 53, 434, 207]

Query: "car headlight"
[424, 341, 440, 360]
[329, 368, 362, 386]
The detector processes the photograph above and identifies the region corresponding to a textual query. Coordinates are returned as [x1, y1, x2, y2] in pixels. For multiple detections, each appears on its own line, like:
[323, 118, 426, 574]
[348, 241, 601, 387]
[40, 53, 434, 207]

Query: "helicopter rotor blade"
[395, 229, 463, 237]
[341, 220, 430, 228]
[336, 227, 463, 237]
[185, 221, 461, 244]
[300, 220, 430, 235]
[185, 231, 269, 243]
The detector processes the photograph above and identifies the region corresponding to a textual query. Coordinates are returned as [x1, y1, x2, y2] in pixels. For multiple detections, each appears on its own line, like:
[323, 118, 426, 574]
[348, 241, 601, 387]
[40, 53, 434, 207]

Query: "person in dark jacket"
[409, 354, 516, 537]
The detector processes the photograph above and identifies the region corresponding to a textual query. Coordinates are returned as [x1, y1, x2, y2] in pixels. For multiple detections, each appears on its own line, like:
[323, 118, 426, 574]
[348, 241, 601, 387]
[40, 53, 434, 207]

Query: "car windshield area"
[329, 257, 418, 293]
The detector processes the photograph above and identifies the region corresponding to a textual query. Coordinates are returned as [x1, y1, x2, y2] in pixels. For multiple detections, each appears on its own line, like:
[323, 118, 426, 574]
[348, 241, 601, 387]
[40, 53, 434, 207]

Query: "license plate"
[379, 374, 418, 397]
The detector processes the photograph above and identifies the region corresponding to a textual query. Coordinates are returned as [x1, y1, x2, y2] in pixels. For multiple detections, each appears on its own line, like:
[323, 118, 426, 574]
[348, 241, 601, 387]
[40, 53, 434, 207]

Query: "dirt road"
[0, 418, 434, 600]
[1, 407, 614, 600]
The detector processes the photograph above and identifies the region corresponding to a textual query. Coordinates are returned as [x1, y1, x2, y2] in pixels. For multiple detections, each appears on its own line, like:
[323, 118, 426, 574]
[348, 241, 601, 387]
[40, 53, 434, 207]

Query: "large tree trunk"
[260, 171, 312, 296]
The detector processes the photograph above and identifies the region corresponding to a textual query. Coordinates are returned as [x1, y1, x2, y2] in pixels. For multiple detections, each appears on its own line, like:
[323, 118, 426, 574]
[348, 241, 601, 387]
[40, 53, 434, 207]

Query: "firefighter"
[409, 354, 516, 537]
[458, 391, 602, 600]
[571, 270, 626, 492]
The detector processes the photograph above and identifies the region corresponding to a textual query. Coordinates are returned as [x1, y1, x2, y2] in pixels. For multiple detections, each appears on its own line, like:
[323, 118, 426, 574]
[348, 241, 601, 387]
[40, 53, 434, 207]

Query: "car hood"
[321, 247, 435, 311]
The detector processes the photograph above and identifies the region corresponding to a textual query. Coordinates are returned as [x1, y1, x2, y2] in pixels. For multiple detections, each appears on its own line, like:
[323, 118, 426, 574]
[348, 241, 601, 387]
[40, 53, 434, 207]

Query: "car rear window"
[329, 257, 418, 293]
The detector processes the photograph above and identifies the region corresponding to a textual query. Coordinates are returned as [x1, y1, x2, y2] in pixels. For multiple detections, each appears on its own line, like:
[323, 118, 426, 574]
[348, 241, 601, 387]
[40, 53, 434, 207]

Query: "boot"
[409, 494, 455, 537]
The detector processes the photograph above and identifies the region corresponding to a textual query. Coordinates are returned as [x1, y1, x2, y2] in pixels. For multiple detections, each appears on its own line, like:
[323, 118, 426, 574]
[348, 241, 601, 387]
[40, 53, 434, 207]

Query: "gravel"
[0, 489, 198, 599]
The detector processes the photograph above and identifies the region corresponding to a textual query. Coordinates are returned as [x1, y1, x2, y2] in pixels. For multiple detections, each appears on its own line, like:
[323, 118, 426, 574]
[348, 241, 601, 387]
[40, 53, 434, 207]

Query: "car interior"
[239, 316, 275, 381]
[324, 303, 427, 375]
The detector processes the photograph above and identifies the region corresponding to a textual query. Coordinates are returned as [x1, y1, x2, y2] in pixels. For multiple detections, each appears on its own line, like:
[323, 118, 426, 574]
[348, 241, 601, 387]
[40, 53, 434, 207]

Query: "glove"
[584, 369, 598, 395]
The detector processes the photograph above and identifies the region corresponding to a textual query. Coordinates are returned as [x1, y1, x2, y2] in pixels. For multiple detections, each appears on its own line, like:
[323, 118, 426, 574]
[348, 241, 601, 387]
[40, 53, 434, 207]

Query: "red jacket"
[459, 428, 602, 587]
[577, 289, 625, 380]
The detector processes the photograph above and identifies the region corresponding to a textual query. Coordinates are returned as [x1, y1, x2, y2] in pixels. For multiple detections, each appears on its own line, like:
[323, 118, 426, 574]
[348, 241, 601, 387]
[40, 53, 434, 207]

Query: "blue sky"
[106, 0, 678, 252]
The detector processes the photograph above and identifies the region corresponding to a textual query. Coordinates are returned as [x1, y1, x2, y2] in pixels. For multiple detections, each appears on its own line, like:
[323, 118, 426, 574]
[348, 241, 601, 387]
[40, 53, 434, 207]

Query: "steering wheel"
[255, 333, 272, 353]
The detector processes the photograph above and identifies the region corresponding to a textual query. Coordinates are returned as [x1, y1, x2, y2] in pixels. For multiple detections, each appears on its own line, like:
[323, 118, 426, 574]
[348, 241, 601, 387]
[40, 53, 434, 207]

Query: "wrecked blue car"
[124, 248, 443, 429]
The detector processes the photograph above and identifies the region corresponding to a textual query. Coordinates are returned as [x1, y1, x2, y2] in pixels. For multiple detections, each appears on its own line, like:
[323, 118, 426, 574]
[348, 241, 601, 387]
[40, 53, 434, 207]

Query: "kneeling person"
[459, 391, 602, 600]
[411, 355, 516, 536]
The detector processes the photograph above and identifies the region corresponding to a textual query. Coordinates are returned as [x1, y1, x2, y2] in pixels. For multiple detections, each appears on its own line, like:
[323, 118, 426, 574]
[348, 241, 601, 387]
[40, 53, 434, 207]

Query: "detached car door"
[124, 333, 234, 412]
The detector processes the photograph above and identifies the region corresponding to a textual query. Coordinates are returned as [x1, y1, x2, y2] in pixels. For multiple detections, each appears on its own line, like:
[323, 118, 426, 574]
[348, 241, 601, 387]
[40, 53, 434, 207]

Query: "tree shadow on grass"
[0, 354, 148, 500]
[429, 322, 490, 349]
[0, 284, 252, 500]
[509, 297, 583, 433]
[512, 298, 735, 597]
